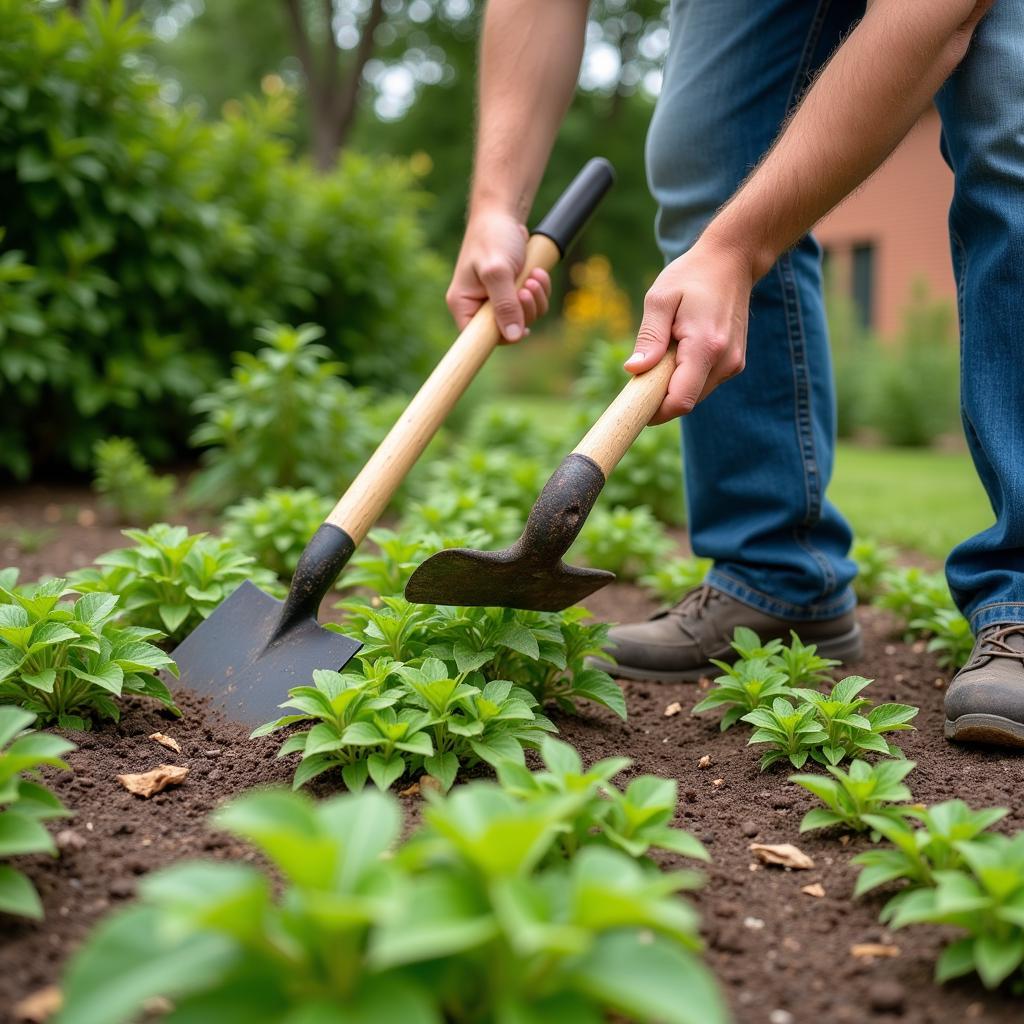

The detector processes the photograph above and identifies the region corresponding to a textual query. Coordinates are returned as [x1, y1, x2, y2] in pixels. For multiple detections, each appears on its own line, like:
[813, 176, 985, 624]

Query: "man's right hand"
[446, 208, 551, 342]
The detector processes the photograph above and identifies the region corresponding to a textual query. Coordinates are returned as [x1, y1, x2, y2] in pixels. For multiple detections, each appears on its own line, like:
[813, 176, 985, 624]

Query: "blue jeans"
[646, 0, 1024, 630]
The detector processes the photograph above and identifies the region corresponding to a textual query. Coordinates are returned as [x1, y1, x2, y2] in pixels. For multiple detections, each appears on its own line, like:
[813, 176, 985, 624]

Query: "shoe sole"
[588, 623, 864, 684]
[944, 714, 1024, 748]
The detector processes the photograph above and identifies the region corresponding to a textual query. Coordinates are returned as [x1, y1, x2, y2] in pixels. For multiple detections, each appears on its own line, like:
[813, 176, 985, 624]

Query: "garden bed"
[2, 489, 1023, 1024]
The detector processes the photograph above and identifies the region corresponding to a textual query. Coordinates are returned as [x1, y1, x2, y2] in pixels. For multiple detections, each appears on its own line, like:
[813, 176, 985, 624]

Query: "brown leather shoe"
[589, 583, 862, 682]
[944, 622, 1024, 748]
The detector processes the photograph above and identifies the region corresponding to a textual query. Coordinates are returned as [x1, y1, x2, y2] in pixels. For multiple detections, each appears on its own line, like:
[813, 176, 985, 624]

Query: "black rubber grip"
[532, 157, 615, 256]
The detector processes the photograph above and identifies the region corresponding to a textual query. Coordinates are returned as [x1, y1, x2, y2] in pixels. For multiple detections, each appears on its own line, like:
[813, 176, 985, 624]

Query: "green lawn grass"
[831, 443, 991, 559]
[496, 396, 991, 560]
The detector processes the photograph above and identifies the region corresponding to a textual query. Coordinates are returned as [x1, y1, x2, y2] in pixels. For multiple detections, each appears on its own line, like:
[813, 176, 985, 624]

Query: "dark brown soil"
[2, 493, 1023, 1024]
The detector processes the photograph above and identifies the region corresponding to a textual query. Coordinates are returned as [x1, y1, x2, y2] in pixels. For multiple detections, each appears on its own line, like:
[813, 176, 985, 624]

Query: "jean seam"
[709, 568, 855, 620]
[969, 602, 1024, 627]
[784, 0, 832, 111]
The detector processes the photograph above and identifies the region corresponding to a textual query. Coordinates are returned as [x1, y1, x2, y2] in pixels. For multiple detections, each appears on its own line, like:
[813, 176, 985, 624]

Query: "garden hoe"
[405, 345, 677, 613]
[171, 158, 615, 724]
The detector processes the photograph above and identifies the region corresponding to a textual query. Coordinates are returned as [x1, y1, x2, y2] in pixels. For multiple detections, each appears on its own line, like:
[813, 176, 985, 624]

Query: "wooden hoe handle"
[572, 347, 676, 477]
[326, 158, 615, 545]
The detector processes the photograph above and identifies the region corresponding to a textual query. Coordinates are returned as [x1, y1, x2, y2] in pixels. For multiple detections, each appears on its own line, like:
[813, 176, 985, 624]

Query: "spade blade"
[171, 580, 362, 726]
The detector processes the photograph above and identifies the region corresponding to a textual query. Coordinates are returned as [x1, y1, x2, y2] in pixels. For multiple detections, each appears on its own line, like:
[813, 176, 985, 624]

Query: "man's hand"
[446, 208, 552, 341]
[625, 237, 754, 425]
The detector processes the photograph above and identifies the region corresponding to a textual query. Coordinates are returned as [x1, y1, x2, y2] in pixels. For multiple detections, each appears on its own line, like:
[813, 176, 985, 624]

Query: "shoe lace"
[661, 584, 723, 641]
[979, 623, 1024, 662]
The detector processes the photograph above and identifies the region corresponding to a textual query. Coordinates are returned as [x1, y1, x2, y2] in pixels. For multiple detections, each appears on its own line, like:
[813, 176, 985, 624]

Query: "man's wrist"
[469, 186, 531, 224]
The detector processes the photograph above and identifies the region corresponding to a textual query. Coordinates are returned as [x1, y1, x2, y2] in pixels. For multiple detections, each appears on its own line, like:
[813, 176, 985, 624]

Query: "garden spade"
[405, 345, 677, 613]
[171, 158, 615, 724]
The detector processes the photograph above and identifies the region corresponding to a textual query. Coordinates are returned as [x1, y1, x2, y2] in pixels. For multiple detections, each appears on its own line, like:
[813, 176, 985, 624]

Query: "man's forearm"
[706, 0, 993, 279]
[470, 0, 590, 222]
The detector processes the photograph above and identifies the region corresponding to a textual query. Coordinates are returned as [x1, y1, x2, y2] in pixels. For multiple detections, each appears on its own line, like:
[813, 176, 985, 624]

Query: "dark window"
[851, 243, 875, 329]
[820, 245, 833, 289]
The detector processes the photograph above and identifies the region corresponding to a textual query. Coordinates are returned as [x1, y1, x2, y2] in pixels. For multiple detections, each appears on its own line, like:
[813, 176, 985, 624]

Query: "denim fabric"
[646, 0, 1024, 628]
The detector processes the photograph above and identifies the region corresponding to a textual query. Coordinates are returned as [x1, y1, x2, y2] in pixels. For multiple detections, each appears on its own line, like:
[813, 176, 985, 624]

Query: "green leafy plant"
[909, 607, 974, 670]
[874, 566, 954, 631]
[640, 556, 712, 605]
[1, 0, 446, 477]
[0, 707, 75, 919]
[883, 832, 1024, 990]
[790, 676, 918, 766]
[740, 698, 828, 770]
[775, 632, 841, 686]
[223, 486, 332, 578]
[851, 536, 897, 602]
[59, 785, 728, 1024]
[693, 657, 793, 731]
[68, 524, 280, 643]
[92, 437, 175, 526]
[190, 323, 383, 508]
[570, 504, 674, 581]
[255, 657, 554, 793]
[497, 736, 709, 864]
[0, 577, 178, 728]
[791, 758, 916, 835]
[400, 489, 521, 549]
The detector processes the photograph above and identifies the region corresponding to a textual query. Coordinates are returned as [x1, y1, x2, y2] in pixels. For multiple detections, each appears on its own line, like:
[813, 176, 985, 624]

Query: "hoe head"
[405, 453, 614, 613]
[171, 526, 362, 726]
[404, 541, 613, 613]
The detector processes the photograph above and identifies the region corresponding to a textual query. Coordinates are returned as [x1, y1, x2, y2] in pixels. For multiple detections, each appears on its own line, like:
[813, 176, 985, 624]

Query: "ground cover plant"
[0, 572, 177, 728]
[68, 523, 279, 644]
[223, 486, 332, 578]
[92, 437, 175, 526]
[571, 504, 673, 580]
[640, 555, 712, 605]
[0, 707, 74, 919]
[58, 784, 727, 1024]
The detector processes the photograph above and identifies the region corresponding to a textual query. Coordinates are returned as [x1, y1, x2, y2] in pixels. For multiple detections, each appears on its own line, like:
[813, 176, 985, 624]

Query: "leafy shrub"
[870, 286, 960, 447]
[0, 706, 74, 919]
[497, 736, 709, 863]
[255, 657, 554, 793]
[910, 606, 974, 670]
[0, 0, 445, 477]
[68, 524, 279, 643]
[826, 286, 880, 440]
[692, 628, 839, 730]
[337, 531, 626, 719]
[850, 536, 896, 602]
[571, 504, 674, 580]
[189, 323, 383, 508]
[59, 786, 727, 1024]
[640, 555, 712, 605]
[223, 486, 332, 578]
[883, 832, 1024, 990]
[0, 577, 177, 728]
[571, 340, 685, 525]
[791, 758, 916, 836]
[853, 800, 1007, 901]
[874, 566, 954, 626]
[740, 699, 827, 770]
[92, 437, 175, 526]
[400, 489, 521, 549]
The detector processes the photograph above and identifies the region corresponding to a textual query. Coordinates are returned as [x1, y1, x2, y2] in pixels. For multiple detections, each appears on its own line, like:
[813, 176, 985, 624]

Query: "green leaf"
[495, 619, 540, 660]
[424, 752, 459, 791]
[975, 932, 1024, 989]
[572, 669, 627, 720]
[367, 752, 406, 791]
[572, 931, 729, 1024]
[0, 864, 43, 919]
[159, 603, 193, 635]
[0, 810, 55, 857]
[935, 938, 977, 983]
[342, 759, 370, 792]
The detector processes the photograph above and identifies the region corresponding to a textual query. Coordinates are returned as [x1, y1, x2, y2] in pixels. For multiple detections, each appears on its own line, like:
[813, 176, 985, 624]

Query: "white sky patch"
[579, 39, 621, 92]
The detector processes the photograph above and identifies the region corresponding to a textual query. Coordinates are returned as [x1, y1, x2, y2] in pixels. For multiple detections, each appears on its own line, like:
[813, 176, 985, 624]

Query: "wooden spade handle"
[326, 234, 561, 543]
[572, 347, 676, 477]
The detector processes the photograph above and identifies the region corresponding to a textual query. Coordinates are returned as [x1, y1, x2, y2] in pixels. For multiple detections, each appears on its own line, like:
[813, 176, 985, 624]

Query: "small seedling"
[775, 631, 840, 686]
[909, 607, 974, 670]
[851, 537, 897, 602]
[0, 707, 75, 919]
[791, 758, 916, 835]
[741, 697, 828, 769]
[92, 436, 175, 526]
[640, 556, 713, 605]
[694, 657, 792, 731]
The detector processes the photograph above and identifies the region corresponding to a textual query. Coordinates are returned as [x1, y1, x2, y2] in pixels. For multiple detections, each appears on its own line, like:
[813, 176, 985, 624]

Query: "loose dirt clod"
[801, 883, 826, 898]
[664, 701, 682, 717]
[749, 843, 815, 869]
[850, 943, 901, 959]
[54, 829, 87, 852]
[868, 980, 906, 1014]
[419, 775, 443, 795]
[116, 764, 189, 798]
[148, 732, 181, 753]
[13, 985, 62, 1022]
[399, 782, 421, 797]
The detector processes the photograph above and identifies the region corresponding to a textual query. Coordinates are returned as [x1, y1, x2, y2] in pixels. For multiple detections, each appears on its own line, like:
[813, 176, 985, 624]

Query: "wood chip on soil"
[148, 732, 181, 753]
[117, 764, 188, 798]
[749, 842, 815, 870]
[664, 701, 682, 717]
[801, 882, 826, 898]
[13, 986, 62, 1022]
[851, 943, 901, 959]
[698, 754, 712, 768]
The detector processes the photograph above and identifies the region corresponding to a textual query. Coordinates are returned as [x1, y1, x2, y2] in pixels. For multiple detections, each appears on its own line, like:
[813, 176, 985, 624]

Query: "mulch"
[2, 488, 1022, 1024]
